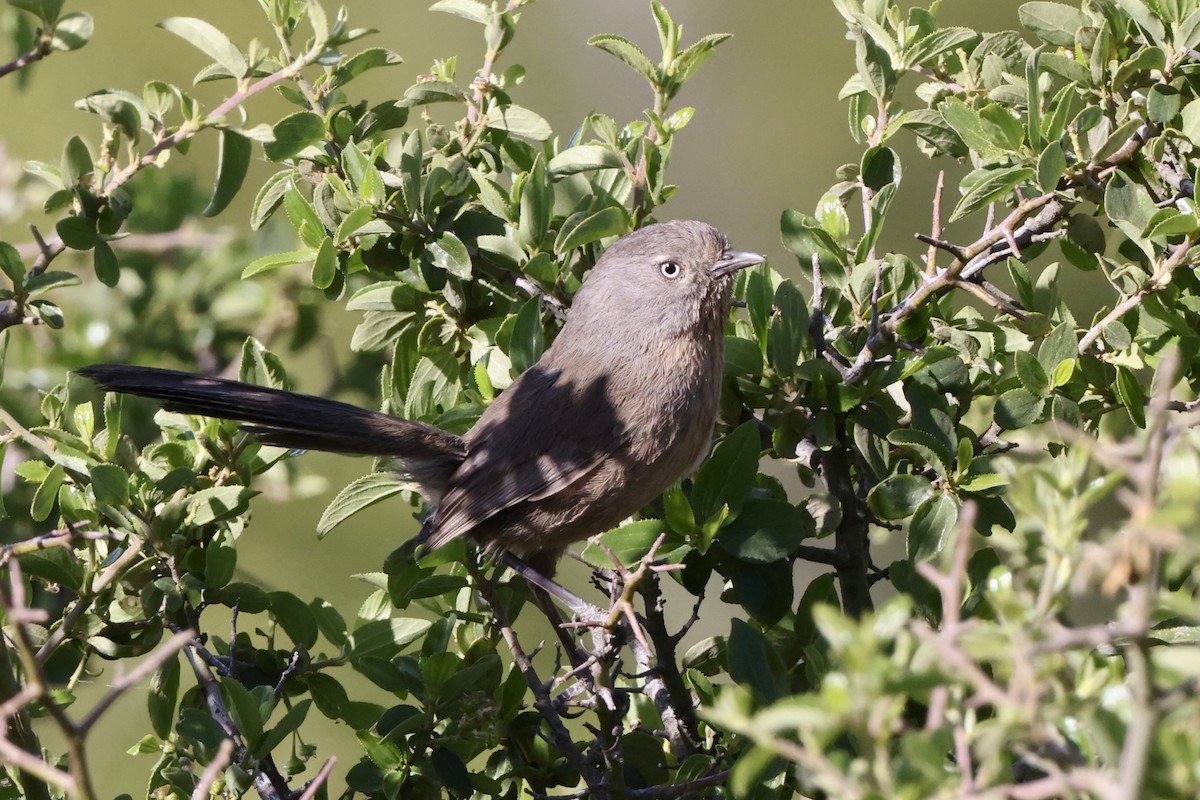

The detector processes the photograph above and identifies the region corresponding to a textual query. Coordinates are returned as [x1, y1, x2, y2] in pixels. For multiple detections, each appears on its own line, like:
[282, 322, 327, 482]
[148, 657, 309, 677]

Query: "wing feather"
[418, 363, 626, 551]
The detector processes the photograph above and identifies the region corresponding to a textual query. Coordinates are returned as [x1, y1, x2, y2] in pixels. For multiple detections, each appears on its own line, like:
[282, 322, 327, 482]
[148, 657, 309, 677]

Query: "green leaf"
[1147, 84, 1181, 125]
[282, 183, 326, 248]
[903, 26, 980, 67]
[329, 47, 404, 89]
[1015, 350, 1050, 396]
[202, 129, 251, 217]
[56, 216, 97, 250]
[0, 242, 25, 284]
[939, 97, 1003, 161]
[0, 442, 7, 518]
[854, 26, 895, 100]
[719, 498, 811, 564]
[1018, 2, 1086, 46]
[731, 746, 783, 799]
[23, 270, 80, 295]
[1026, 47, 1042, 151]
[518, 155, 550, 249]
[186, 486, 255, 525]
[581, 519, 678, 568]
[242, 249, 317, 279]
[250, 170, 292, 230]
[429, 0, 488, 23]
[18, 547, 83, 591]
[728, 618, 785, 701]
[1178, 9, 1200, 51]
[269, 592, 319, 649]
[548, 145, 624, 177]
[222, 679, 265, 749]
[335, 205, 375, 244]
[158, 17, 248, 78]
[691, 421, 761, 522]
[1037, 141, 1066, 192]
[1037, 321, 1078, 376]
[102, 392, 122, 458]
[357, 731, 404, 770]
[50, 11, 91, 50]
[588, 34, 657, 83]
[951, 166, 1034, 222]
[348, 617, 430, 660]
[427, 231, 471, 279]
[957, 472, 1009, 492]
[92, 241, 118, 287]
[677, 30, 731, 76]
[431, 748, 472, 797]
[89, 464, 128, 505]
[1182, 102, 1200, 153]
[979, 104, 1025, 151]
[816, 191, 850, 242]
[767, 280, 809, 376]
[311, 237, 337, 289]
[908, 492, 958, 561]
[1111, 46, 1166, 89]
[867, 474, 933, 520]
[1115, 365, 1146, 428]
[488, 104, 552, 140]
[61, 136, 93, 185]
[662, 484, 696, 536]
[147, 654, 179, 739]
[402, 80, 466, 105]
[507, 296, 544, 374]
[994, 387, 1045, 429]
[209, 582, 271, 613]
[318, 472, 411, 537]
[253, 700, 311, 759]
[31, 463, 65, 522]
[263, 112, 325, 161]
[780, 209, 842, 271]
[204, 530, 237, 588]
[1144, 208, 1199, 240]
[887, 429, 950, 477]
[469, 169, 514, 221]
[724, 336, 763, 377]
[1116, 0, 1166, 43]
[554, 206, 628, 252]
[860, 146, 897, 191]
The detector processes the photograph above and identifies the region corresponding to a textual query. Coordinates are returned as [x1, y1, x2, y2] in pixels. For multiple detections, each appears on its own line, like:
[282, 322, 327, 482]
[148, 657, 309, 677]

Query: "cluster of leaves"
[702, 0, 1200, 796]
[6, 0, 1200, 798]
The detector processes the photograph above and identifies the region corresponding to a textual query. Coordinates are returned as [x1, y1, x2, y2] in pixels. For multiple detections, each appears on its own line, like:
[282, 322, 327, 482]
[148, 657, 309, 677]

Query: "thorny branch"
[833, 118, 1164, 386]
[1, 560, 193, 800]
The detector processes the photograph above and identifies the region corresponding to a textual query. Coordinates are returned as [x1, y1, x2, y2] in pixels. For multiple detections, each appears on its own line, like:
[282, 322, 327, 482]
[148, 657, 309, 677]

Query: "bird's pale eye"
[659, 261, 682, 279]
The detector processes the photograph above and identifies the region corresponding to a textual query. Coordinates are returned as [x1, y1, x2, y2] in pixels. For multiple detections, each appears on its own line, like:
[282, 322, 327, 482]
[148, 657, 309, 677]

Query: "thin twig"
[0, 40, 51, 80]
[191, 739, 235, 800]
[298, 757, 338, 800]
[77, 630, 193, 733]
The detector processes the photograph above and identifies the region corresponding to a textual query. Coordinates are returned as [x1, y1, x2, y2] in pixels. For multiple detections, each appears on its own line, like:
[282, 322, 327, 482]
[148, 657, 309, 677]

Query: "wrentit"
[79, 220, 764, 587]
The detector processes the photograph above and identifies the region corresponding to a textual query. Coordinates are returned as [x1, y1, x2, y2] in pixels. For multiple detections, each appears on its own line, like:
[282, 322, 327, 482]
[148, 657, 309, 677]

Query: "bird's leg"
[499, 551, 602, 619]
[499, 551, 623, 711]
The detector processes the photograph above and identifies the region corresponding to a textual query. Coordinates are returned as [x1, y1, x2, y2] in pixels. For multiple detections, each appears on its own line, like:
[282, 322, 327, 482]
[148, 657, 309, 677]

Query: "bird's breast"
[612, 329, 724, 473]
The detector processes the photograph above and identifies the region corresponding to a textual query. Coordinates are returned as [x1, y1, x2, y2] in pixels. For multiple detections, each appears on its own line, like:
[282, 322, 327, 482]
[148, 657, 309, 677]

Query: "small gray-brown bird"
[80, 220, 764, 598]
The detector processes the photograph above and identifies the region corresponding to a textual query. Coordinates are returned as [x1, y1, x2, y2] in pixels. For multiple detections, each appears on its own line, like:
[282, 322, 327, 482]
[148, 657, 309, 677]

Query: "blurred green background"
[1, 0, 1030, 792]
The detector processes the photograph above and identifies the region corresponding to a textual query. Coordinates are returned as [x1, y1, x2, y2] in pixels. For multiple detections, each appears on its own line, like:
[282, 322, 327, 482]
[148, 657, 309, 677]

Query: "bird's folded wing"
[418, 364, 626, 551]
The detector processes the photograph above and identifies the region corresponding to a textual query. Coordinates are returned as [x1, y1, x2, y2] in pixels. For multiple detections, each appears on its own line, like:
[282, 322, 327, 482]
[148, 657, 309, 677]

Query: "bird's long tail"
[78, 365, 465, 489]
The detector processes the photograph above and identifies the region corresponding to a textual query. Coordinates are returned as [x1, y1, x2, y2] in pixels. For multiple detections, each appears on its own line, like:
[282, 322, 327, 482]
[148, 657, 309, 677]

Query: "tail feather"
[78, 365, 465, 494]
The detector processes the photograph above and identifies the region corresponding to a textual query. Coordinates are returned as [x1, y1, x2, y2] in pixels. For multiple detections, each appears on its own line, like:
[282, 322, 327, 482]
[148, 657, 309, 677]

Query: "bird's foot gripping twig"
[498, 550, 602, 619]
[563, 534, 685, 653]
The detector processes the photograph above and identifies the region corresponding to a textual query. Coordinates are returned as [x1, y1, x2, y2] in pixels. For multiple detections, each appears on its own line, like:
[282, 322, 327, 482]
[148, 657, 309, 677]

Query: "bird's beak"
[710, 249, 766, 277]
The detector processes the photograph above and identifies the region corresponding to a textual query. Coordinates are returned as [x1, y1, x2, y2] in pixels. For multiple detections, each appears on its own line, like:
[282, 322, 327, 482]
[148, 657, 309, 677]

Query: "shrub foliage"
[3, 0, 1200, 798]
